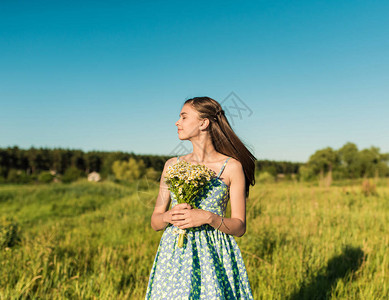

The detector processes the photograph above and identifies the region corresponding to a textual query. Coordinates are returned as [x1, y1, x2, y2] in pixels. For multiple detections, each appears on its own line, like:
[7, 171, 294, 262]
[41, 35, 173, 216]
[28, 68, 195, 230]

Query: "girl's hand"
[171, 207, 211, 229]
[163, 203, 192, 224]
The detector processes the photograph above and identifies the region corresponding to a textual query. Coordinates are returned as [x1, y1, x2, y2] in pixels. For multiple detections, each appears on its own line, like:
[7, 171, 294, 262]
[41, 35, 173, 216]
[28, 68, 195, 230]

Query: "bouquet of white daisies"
[165, 160, 216, 247]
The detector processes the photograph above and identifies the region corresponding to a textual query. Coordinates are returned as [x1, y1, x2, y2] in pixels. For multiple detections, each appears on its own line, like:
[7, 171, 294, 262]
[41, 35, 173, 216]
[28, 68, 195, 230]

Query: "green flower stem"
[178, 232, 186, 248]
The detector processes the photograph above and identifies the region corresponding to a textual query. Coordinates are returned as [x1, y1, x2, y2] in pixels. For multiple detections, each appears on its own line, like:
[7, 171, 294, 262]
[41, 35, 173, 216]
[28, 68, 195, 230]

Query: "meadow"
[0, 177, 388, 299]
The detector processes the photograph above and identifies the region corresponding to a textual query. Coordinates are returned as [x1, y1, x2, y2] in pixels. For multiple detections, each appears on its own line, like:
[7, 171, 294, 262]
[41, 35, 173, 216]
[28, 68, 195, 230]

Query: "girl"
[146, 96, 256, 299]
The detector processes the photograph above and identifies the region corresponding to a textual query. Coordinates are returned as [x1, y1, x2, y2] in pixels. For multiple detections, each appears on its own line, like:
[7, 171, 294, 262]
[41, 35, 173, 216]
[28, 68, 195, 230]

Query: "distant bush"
[30, 173, 38, 182]
[38, 171, 54, 183]
[62, 166, 85, 183]
[261, 166, 277, 177]
[0, 216, 22, 249]
[258, 171, 275, 183]
[332, 169, 347, 180]
[112, 157, 147, 182]
[145, 167, 161, 182]
[6, 169, 31, 184]
[298, 165, 316, 182]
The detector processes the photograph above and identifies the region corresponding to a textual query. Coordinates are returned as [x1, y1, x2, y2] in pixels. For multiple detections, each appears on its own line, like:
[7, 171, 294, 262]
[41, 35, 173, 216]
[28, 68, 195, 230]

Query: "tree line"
[0, 142, 387, 184]
[0, 146, 170, 184]
[300, 142, 389, 180]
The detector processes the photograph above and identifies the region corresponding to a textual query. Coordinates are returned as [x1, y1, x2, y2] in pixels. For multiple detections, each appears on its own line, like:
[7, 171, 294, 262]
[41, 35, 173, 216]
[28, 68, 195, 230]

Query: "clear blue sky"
[1, 0, 388, 163]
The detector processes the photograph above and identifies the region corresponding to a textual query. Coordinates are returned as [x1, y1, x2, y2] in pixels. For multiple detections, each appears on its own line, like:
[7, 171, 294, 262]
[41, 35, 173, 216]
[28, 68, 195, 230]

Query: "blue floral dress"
[145, 156, 254, 299]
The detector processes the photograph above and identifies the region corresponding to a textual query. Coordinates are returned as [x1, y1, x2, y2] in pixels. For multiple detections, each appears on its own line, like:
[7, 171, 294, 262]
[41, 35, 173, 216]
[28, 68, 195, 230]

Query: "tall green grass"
[0, 178, 388, 299]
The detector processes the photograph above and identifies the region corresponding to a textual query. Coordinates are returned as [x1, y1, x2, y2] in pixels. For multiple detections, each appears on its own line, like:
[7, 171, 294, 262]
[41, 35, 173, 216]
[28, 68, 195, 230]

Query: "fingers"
[171, 210, 187, 221]
[173, 203, 192, 210]
[173, 220, 190, 228]
[171, 209, 189, 216]
[172, 211, 185, 216]
[169, 204, 193, 226]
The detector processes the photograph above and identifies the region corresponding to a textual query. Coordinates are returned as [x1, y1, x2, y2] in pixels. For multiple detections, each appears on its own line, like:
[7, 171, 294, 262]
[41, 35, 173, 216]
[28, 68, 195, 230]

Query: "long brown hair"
[184, 96, 256, 198]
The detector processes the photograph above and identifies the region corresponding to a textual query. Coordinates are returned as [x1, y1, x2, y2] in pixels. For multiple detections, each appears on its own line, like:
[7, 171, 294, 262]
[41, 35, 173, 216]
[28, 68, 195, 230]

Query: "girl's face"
[175, 104, 204, 140]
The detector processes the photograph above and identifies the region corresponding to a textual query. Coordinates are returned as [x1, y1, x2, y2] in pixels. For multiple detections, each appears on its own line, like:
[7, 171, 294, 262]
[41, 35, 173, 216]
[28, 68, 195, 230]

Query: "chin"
[178, 133, 188, 140]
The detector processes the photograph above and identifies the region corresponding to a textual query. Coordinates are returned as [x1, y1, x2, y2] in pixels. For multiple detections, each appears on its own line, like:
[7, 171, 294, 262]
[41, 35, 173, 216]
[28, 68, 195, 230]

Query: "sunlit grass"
[0, 178, 388, 299]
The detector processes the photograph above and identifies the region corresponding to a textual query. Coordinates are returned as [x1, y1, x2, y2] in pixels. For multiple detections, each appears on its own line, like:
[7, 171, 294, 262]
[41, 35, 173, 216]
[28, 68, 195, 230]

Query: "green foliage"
[112, 157, 148, 182]
[261, 166, 277, 177]
[62, 166, 85, 183]
[6, 169, 19, 183]
[1, 144, 388, 188]
[305, 142, 389, 181]
[0, 216, 21, 249]
[298, 165, 316, 181]
[38, 171, 54, 183]
[256, 159, 301, 176]
[257, 171, 275, 183]
[338, 142, 361, 178]
[358, 147, 389, 177]
[308, 147, 339, 174]
[0, 165, 6, 178]
[332, 169, 347, 181]
[145, 167, 161, 182]
[6, 169, 31, 184]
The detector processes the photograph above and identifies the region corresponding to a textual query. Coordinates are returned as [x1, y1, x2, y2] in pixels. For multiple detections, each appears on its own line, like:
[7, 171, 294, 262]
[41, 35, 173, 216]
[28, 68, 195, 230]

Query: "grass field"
[0, 178, 388, 299]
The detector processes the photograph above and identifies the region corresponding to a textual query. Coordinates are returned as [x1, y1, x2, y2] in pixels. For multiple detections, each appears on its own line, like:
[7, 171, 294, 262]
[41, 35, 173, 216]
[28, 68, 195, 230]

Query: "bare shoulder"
[227, 157, 243, 172]
[159, 157, 178, 184]
[165, 156, 179, 168]
[224, 157, 244, 185]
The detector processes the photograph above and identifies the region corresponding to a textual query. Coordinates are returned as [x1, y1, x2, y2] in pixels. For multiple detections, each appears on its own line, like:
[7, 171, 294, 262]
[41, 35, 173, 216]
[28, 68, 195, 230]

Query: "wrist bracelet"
[216, 217, 223, 230]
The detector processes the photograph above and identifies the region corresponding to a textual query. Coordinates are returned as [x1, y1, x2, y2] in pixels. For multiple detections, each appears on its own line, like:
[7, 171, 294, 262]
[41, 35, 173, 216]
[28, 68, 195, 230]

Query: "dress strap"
[217, 157, 231, 178]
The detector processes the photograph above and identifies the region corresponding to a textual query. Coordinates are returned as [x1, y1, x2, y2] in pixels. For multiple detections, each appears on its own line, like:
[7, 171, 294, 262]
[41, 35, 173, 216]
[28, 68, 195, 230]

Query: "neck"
[189, 134, 217, 163]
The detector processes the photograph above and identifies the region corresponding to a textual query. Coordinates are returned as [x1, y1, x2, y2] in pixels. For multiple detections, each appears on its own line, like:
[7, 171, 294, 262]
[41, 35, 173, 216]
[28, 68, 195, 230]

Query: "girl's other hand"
[163, 203, 192, 224]
[172, 208, 211, 229]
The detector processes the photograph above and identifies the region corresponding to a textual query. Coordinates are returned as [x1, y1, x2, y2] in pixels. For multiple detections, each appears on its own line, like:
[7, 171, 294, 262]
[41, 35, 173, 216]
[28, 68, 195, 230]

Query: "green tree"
[359, 146, 389, 177]
[85, 152, 102, 173]
[62, 166, 85, 183]
[338, 142, 360, 178]
[308, 147, 339, 174]
[100, 151, 129, 178]
[298, 165, 315, 181]
[112, 158, 146, 182]
[6, 169, 30, 184]
[71, 150, 86, 172]
[38, 171, 54, 184]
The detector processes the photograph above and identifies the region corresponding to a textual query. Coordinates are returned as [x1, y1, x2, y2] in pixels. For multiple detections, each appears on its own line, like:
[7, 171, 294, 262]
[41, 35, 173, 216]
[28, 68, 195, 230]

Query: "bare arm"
[206, 159, 247, 237]
[151, 157, 191, 231]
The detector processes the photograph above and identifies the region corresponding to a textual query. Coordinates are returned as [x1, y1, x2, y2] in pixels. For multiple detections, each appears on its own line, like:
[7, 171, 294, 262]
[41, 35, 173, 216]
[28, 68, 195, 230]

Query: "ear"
[200, 118, 211, 130]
